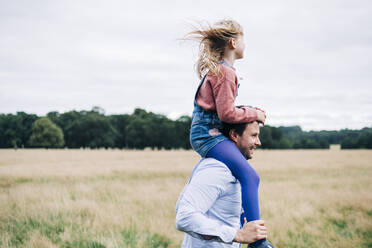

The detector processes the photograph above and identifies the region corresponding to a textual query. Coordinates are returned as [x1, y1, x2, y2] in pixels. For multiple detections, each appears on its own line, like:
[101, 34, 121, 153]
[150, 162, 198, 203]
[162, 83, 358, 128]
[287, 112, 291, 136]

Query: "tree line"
[0, 107, 371, 149]
[260, 125, 372, 149]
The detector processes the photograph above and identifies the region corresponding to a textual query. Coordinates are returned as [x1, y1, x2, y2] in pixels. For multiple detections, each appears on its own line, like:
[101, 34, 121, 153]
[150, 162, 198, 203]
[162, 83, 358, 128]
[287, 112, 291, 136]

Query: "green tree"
[278, 137, 291, 149]
[16, 112, 38, 147]
[50, 110, 81, 148]
[259, 126, 273, 148]
[29, 117, 64, 148]
[340, 127, 372, 149]
[341, 137, 357, 149]
[125, 109, 181, 150]
[109, 114, 130, 149]
[126, 115, 148, 149]
[360, 128, 372, 148]
[0, 114, 19, 148]
[0, 112, 38, 148]
[174, 115, 192, 149]
[79, 110, 115, 148]
[50, 109, 116, 148]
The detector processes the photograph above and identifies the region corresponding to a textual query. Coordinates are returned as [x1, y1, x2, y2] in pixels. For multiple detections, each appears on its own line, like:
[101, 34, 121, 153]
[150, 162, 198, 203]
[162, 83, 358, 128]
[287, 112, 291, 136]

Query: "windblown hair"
[185, 19, 243, 78]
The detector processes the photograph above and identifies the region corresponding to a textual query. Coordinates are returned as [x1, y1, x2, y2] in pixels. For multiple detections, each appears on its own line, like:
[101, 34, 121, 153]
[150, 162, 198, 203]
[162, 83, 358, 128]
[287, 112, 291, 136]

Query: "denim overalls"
[189, 61, 235, 157]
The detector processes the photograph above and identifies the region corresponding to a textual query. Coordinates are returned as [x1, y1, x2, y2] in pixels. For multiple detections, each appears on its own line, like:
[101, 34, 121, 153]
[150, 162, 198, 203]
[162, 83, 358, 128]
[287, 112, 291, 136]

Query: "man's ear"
[229, 129, 239, 143]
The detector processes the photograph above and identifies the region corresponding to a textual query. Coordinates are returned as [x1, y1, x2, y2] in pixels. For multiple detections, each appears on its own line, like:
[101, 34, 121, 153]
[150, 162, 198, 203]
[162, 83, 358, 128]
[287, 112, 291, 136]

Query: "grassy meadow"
[0, 149, 371, 248]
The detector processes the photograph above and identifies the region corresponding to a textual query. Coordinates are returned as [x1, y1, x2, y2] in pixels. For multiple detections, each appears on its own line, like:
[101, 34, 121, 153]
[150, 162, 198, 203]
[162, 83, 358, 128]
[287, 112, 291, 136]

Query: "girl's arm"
[213, 68, 258, 124]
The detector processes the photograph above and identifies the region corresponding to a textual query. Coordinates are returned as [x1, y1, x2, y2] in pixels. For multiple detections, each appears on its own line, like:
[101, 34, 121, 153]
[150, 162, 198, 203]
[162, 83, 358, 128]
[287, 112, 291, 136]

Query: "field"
[0, 149, 371, 248]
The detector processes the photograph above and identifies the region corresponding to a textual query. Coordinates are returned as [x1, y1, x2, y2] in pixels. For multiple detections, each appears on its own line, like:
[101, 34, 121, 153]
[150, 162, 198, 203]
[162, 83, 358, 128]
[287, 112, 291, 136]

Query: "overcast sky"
[1, 0, 371, 131]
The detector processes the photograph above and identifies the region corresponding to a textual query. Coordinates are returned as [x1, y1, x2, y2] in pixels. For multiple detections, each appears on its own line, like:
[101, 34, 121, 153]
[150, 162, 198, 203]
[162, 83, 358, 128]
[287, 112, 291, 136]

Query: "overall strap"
[194, 75, 207, 100]
[193, 61, 230, 101]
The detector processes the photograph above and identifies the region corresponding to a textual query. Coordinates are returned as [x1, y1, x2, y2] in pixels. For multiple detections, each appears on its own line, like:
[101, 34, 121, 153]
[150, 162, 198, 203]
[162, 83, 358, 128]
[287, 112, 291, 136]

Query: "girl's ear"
[229, 38, 237, 49]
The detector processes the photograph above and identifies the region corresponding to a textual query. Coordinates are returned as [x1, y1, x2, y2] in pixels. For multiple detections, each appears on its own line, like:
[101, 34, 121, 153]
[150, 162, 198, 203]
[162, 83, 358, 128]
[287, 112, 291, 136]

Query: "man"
[175, 121, 267, 247]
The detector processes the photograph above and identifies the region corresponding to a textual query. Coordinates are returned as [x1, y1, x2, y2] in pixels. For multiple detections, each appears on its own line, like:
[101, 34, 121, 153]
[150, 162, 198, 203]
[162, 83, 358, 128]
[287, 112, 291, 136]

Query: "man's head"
[222, 121, 261, 160]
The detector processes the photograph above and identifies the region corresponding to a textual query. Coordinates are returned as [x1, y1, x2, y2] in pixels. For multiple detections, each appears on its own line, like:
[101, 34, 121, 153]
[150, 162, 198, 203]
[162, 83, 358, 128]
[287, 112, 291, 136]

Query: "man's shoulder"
[195, 158, 236, 181]
[198, 157, 226, 167]
[199, 157, 227, 167]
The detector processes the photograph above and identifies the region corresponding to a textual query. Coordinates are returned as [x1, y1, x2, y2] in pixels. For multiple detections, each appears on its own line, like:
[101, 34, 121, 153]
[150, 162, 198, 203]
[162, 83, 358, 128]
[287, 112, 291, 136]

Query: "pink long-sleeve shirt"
[196, 64, 258, 124]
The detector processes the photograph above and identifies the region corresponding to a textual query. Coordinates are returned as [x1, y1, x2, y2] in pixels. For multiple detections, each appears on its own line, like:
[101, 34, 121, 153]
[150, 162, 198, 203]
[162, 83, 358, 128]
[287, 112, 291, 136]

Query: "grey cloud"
[0, 0, 371, 130]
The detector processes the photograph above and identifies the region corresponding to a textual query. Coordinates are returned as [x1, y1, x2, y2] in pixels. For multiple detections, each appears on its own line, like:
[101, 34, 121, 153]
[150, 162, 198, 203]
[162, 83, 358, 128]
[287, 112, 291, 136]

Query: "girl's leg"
[206, 139, 260, 221]
[206, 140, 267, 246]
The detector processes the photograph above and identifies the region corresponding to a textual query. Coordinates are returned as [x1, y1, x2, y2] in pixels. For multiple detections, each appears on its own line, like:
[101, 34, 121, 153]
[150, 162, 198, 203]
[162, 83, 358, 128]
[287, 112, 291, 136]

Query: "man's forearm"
[176, 207, 237, 243]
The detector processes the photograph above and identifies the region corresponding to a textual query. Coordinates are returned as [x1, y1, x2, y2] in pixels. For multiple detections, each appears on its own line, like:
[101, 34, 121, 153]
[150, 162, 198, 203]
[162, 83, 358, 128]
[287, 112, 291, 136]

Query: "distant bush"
[29, 117, 64, 148]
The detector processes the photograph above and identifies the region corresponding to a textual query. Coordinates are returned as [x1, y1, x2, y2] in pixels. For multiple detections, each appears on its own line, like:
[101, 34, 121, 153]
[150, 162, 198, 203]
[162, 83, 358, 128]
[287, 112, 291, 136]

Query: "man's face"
[234, 122, 261, 160]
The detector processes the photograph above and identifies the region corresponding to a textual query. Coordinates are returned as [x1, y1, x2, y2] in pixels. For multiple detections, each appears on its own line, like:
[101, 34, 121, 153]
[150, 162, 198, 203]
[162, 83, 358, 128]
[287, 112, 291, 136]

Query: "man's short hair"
[222, 120, 260, 139]
[221, 122, 249, 138]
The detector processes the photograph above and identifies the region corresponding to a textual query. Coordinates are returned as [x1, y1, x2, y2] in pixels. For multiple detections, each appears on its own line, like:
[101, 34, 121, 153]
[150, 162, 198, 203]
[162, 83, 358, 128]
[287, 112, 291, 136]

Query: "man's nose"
[256, 137, 261, 146]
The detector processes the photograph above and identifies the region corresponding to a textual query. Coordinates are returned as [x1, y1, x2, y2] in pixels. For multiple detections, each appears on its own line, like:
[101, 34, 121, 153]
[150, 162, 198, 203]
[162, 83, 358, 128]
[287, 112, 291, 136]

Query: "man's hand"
[233, 218, 267, 244]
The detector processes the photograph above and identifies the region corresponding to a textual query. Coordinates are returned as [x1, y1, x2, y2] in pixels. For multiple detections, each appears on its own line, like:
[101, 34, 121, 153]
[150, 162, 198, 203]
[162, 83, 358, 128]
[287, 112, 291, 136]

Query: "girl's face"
[234, 35, 245, 59]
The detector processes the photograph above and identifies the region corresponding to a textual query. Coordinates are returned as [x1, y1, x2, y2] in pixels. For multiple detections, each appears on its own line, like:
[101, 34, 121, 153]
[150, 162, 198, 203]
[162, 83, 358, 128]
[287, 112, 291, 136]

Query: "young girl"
[187, 19, 275, 248]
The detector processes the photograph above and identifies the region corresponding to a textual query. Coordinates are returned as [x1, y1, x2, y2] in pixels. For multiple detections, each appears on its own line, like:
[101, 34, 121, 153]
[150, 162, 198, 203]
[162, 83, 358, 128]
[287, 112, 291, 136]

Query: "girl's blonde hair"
[185, 19, 243, 79]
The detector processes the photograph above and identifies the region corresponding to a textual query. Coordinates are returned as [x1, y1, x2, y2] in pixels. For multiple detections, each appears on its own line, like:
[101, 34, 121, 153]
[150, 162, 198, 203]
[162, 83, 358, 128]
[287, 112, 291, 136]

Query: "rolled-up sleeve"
[175, 163, 238, 243]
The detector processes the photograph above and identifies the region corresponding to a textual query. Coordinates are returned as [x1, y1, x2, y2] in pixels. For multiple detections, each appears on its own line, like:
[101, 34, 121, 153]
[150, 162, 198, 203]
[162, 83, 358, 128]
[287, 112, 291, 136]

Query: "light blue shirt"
[175, 158, 242, 248]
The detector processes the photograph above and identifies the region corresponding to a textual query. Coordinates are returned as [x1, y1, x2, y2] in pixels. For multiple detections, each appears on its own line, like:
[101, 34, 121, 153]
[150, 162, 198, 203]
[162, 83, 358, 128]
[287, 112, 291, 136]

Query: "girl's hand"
[256, 109, 266, 125]
[254, 107, 266, 114]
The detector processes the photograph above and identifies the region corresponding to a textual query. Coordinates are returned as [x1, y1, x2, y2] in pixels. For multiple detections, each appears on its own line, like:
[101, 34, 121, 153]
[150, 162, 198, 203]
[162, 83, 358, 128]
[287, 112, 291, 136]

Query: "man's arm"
[176, 162, 238, 243]
[175, 161, 267, 244]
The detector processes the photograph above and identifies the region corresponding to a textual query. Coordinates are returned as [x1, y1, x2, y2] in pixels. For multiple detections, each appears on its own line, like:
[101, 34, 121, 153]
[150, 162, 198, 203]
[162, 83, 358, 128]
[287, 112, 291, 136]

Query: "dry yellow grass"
[0, 149, 371, 247]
